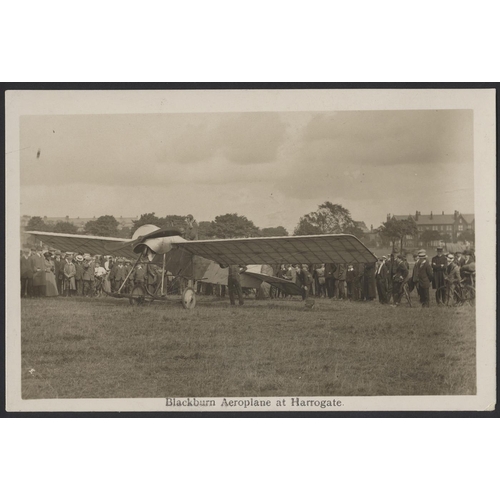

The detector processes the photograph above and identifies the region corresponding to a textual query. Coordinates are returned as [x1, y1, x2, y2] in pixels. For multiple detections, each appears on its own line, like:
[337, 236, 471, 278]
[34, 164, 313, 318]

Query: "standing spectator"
[298, 264, 313, 300]
[44, 252, 59, 297]
[413, 249, 434, 307]
[363, 262, 377, 301]
[460, 250, 475, 286]
[432, 246, 447, 305]
[53, 251, 65, 294]
[293, 264, 301, 285]
[94, 259, 107, 296]
[345, 264, 356, 300]
[387, 253, 397, 301]
[285, 263, 296, 283]
[455, 251, 465, 267]
[82, 255, 95, 296]
[63, 253, 77, 296]
[276, 264, 287, 298]
[124, 260, 134, 293]
[375, 256, 389, 304]
[227, 264, 247, 306]
[334, 263, 346, 300]
[316, 264, 326, 298]
[74, 254, 84, 296]
[20, 249, 34, 298]
[113, 258, 125, 292]
[31, 247, 46, 298]
[391, 255, 409, 307]
[132, 262, 147, 287]
[407, 252, 419, 293]
[108, 258, 117, 288]
[324, 263, 336, 299]
[444, 253, 461, 303]
[104, 256, 113, 272]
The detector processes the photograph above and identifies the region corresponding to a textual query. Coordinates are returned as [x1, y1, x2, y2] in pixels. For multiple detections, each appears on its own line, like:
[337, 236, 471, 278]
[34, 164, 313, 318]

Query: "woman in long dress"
[44, 252, 59, 297]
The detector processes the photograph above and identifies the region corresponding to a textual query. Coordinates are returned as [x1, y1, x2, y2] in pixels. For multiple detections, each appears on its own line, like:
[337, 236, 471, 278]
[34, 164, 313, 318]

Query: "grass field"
[21, 295, 476, 399]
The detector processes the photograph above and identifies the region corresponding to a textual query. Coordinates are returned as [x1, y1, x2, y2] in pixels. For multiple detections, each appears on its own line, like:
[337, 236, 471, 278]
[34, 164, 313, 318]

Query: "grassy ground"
[21, 294, 476, 399]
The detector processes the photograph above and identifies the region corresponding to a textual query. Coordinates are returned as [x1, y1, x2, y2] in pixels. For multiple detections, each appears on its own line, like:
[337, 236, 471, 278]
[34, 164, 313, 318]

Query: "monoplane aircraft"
[26, 225, 377, 308]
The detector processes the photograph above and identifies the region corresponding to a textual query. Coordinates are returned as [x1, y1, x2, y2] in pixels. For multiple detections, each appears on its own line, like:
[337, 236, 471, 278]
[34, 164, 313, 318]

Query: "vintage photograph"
[5, 88, 496, 412]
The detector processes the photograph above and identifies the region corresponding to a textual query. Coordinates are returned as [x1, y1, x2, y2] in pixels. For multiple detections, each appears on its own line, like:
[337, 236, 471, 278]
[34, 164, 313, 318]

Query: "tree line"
[25, 204, 474, 248]
[25, 202, 361, 240]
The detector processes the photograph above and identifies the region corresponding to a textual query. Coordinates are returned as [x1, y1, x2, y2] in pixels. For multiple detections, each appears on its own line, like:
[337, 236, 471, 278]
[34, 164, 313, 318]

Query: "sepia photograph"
[5, 88, 496, 412]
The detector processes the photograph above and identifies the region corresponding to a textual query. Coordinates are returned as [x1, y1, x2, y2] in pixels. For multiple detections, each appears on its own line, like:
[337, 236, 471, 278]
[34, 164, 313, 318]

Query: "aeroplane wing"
[174, 234, 376, 266]
[24, 231, 137, 259]
[192, 260, 302, 294]
[243, 271, 303, 296]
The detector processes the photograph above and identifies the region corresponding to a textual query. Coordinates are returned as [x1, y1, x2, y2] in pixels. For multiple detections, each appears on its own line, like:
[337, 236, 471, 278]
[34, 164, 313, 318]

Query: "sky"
[20, 109, 474, 233]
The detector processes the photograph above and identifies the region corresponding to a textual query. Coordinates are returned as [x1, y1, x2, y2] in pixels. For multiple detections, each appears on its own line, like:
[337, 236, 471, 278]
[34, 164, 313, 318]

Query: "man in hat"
[74, 254, 84, 296]
[391, 254, 408, 306]
[375, 256, 389, 304]
[413, 249, 434, 307]
[444, 253, 461, 304]
[20, 248, 35, 298]
[431, 247, 448, 305]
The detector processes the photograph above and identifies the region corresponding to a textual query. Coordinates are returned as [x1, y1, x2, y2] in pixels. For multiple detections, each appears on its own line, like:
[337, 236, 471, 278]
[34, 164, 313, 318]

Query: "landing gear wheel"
[129, 284, 146, 306]
[181, 287, 196, 309]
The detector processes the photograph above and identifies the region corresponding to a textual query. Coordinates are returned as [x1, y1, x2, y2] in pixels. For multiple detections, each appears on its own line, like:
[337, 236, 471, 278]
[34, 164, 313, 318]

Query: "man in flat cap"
[432, 246, 447, 305]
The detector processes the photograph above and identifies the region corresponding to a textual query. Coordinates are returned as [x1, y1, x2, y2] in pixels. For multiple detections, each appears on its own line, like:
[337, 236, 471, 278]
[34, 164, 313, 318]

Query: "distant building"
[386, 211, 475, 245]
[356, 221, 379, 246]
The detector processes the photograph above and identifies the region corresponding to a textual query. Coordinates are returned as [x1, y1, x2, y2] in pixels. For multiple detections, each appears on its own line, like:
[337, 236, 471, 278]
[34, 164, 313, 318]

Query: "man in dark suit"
[298, 264, 313, 301]
[54, 251, 66, 294]
[375, 256, 389, 304]
[324, 263, 336, 299]
[21, 249, 35, 297]
[227, 264, 247, 306]
[432, 247, 448, 305]
[413, 249, 434, 307]
[391, 254, 409, 306]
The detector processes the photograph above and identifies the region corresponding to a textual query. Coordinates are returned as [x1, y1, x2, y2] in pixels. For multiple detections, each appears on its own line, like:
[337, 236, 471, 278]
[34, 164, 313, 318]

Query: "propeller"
[104, 228, 183, 253]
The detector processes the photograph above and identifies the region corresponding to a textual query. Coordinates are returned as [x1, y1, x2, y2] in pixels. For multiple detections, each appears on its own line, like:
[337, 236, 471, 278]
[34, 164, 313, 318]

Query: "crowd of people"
[20, 249, 164, 299]
[259, 247, 475, 308]
[20, 246, 475, 308]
